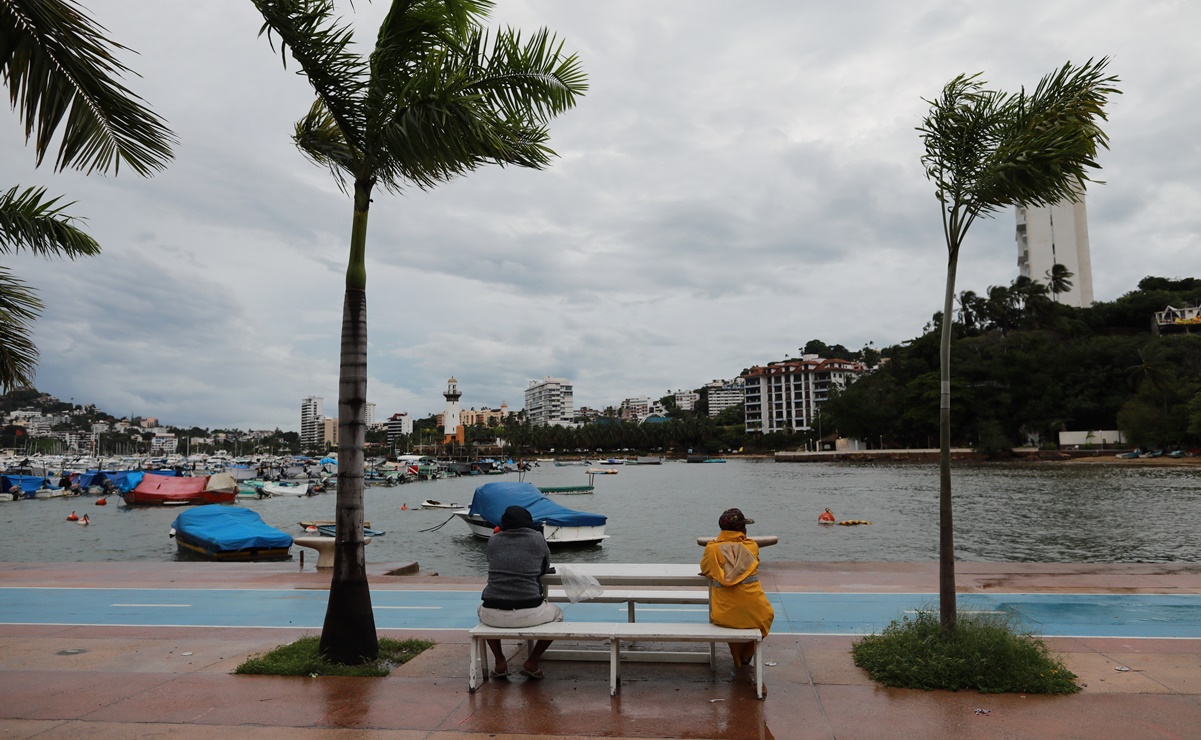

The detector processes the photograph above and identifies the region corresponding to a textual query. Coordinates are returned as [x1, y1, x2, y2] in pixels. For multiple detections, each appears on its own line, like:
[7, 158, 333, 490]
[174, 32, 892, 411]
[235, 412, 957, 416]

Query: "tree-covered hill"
[823, 276, 1201, 451]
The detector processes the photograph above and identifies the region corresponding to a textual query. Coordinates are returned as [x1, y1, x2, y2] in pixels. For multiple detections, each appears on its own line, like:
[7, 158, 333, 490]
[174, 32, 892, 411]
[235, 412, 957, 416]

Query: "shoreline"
[773, 448, 1201, 465]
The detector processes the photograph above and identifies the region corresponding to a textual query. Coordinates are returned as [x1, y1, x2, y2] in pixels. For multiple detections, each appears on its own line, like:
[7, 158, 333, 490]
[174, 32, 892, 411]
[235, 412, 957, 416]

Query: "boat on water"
[420, 499, 464, 510]
[170, 505, 292, 561]
[553, 459, 592, 466]
[454, 481, 608, 546]
[123, 473, 237, 506]
[315, 524, 386, 538]
[536, 485, 595, 495]
[261, 480, 312, 497]
[632, 456, 663, 465]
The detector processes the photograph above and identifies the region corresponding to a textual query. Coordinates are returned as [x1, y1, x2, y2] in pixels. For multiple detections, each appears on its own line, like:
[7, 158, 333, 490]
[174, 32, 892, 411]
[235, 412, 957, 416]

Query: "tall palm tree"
[250, 0, 585, 663]
[0, 0, 176, 391]
[1046, 262, 1075, 302]
[918, 58, 1118, 632]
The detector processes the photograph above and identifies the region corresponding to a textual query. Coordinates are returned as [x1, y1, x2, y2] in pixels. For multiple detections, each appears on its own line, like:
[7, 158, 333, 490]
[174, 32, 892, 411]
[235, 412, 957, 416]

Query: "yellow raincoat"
[699, 530, 774, 640]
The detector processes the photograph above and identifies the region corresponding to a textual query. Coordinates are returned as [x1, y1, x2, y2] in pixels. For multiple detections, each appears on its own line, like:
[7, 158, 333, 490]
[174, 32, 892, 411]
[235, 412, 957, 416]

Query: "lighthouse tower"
[443, 377, 465, 444]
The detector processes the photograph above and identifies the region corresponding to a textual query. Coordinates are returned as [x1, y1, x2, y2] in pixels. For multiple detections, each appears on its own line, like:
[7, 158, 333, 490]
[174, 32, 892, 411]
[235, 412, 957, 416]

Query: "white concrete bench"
[468, 621, 763, 699]
[545, 588, 710, 622]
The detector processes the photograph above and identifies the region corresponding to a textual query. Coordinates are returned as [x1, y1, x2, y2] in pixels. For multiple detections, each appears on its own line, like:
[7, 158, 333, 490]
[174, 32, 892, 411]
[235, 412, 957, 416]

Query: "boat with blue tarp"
[170, 505, 293, 561]
[454, 480, 608, 546]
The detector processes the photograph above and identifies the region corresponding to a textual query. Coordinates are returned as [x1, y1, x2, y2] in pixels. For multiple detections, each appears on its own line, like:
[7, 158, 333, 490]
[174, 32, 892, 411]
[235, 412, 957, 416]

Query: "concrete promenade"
[2, 560, 1200, 739]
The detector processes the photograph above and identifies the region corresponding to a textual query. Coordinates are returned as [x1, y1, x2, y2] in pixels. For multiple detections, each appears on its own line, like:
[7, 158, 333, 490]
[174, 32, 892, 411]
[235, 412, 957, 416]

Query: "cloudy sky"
[3, 1, 1198, 431]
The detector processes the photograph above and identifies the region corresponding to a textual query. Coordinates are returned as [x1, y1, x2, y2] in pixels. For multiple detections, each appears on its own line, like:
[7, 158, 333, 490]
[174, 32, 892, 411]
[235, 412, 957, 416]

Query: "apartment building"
[1015, 193, 1094, 307]
[619, 396, 652, 422]
[525, 376, 574, 426]
[300, 396, 323, 448]
[741, 356, 866, 434]
[386, 412, 413, 444]
[705, 378, 745, 417]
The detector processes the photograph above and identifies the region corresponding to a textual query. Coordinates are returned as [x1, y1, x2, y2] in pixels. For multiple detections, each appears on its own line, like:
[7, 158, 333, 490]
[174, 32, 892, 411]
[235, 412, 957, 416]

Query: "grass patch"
[234, 636, 434, 677]
[851, 609, 1080, 694]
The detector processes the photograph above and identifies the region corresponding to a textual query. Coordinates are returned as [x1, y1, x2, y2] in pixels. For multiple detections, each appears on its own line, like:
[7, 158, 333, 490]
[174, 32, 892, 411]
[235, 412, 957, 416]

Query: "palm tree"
[918, 58, 1119, 632]
[1046, 263, 1075, 302]
[0, 0, 176, 391]
[250, 0, 585, 663]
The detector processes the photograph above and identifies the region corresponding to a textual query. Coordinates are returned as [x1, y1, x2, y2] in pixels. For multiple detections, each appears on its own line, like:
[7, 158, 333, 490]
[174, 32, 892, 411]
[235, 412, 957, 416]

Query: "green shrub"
[235, 636, 433, 677]
[851, 609, 1080, 694]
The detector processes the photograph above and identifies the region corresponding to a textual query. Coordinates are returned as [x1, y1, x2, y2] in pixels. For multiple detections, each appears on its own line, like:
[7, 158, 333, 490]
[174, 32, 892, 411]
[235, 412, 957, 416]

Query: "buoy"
[818, 508, 836, 524]
[79, 514, 91, 526]
[838, 520, 872, 526]
[95, 497, 107, 506]
[400, 503, 408, 510]
[67, 511, 79, 521]
[305, 525, 317, 532]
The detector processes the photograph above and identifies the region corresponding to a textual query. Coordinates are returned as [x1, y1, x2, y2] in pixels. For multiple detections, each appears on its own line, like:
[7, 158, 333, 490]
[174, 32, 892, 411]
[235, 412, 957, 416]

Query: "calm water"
[3, 460, 1199, 577]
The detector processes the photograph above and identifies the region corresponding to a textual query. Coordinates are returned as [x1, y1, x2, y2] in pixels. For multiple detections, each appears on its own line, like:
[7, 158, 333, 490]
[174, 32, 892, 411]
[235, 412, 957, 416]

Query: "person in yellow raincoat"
[699, 507, 774, 669]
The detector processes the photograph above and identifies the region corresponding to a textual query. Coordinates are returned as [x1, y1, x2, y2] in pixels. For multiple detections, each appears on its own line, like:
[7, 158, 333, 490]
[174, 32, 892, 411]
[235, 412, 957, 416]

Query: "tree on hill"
[250, 0, 585, 664]
[918, 58, 1119, 632]
[0, 0, 175, 392]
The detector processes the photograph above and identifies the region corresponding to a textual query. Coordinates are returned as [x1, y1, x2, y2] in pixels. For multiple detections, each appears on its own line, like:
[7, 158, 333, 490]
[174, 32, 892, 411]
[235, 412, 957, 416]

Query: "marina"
[1, 458, 1199, 576]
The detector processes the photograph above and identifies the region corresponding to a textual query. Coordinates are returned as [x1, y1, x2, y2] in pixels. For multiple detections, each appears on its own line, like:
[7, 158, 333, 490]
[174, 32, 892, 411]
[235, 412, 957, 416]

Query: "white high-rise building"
[364, 402, 376, 428]
[300, 396, 323, 448]
[525, 376, 574, 426]
[705, 378, 746, 417]
[741, 356, 866, 434]
[1015, 193, 1094, 307]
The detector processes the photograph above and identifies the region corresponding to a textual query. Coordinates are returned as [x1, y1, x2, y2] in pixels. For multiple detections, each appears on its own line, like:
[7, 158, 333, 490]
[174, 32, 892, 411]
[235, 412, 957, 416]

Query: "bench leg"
[628, 601, 636, 622]
[709, 641, 717, 671]
[754, 640, 764, 700]
[468, 636, 481, 693]
[610, 639, 620, 696]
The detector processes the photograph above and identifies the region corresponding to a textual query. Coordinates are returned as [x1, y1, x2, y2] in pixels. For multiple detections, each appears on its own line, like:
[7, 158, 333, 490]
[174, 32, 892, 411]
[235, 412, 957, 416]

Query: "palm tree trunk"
[938, 246, 959, 633]
[319, 177, 378, 663]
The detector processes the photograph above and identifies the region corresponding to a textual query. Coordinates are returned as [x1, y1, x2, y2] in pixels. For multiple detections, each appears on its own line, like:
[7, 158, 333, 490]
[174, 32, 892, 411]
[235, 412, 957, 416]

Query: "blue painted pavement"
[2, 588, 1200, 638]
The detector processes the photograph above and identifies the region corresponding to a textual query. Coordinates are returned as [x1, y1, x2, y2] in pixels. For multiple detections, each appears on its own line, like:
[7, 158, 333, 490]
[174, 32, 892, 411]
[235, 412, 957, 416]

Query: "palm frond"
[462, 28, 587, 121]
[0, 0, 175, 175]
[294, 98, 360, 189]
[0, 266, 42, 393]
[0, 186, 100, 259]
[251, 0, 369, 152]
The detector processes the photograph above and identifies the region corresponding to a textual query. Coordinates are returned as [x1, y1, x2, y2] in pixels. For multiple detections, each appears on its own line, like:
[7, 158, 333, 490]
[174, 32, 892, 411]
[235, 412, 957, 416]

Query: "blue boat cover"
[111, 470, 144, 492]
[468, 481, 606, 528]
[1, 474, 55, 492]
[172, 505, 293, 552]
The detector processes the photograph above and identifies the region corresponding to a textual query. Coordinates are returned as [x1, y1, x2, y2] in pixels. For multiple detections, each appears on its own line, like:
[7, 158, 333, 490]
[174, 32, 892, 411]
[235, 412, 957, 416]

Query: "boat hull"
[454, 511, 608, 546]
[174, 531, 291, 561]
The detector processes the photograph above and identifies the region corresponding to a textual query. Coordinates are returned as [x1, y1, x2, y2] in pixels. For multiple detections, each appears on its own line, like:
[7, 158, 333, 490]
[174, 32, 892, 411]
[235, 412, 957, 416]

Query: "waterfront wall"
[774, 448, 1129, 463]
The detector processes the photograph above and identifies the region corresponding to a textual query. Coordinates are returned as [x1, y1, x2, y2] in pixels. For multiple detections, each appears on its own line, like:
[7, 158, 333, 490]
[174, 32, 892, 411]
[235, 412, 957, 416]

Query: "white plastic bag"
[556, 564, 604, 603]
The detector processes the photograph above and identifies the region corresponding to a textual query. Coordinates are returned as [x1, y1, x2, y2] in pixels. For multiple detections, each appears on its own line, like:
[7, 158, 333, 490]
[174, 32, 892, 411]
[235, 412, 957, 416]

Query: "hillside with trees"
[822, 276, 1201, 452]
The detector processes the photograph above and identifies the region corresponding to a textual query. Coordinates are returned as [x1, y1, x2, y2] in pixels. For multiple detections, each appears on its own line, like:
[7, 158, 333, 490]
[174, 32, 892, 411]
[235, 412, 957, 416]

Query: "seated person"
[700, 507, 775, 670]
[478, 505, 563, 679]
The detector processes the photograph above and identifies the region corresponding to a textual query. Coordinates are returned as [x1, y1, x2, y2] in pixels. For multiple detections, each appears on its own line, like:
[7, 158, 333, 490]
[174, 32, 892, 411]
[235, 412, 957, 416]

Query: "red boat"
[122, 473, 237, 506]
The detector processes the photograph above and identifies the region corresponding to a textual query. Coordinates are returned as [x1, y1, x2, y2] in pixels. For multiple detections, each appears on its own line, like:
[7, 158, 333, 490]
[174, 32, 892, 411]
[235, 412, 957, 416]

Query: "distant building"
[460, 403, 511, 427]
[619, 397, 651, 422]
[386, 412, 413, 444]
[525, 376, 574, 426]
[300, 396, 323, 448]
[741, 355, 866, 434]
[1154, 304, 1201, 335]
[705, 378, 745, 418]
[1015, 193, 1094, 307]
[364, 402, 376, 428]
[322, 417, 337, 449]
[673, 389, 699, 412]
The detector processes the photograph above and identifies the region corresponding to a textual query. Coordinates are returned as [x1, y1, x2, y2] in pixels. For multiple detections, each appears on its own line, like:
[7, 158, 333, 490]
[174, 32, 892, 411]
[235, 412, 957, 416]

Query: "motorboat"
[123, 472, 237, 506]
[454, 481, 608, 546]
[170, 505, 292, 561]
[262, 480, 311, 497]
[420, 499, 464, 510]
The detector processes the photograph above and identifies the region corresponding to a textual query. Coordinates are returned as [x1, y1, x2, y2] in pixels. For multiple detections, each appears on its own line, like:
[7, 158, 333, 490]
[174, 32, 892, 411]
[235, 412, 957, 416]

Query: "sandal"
[490, 669, 509, 678]
[519, 668, 545, 680]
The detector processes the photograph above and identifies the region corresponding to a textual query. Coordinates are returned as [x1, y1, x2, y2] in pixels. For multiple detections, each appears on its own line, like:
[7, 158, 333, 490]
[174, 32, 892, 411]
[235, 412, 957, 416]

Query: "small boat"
[454, 481, 608, 546]
[123, 473, 237, 506]
[585, 468, 618, 475]
[632, 456, 663, 465]
[315, 524, 386, 538]
[420, 499, 464, 510]
[536, 485, 595, 495]
[262, 480, 311, 497]
[170, 505, 292, 561]
[599, 458, 625, 465]
[553, 459, 592, 466]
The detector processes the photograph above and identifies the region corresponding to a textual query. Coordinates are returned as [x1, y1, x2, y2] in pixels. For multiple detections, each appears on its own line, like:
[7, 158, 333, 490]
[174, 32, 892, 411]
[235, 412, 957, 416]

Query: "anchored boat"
[454, 481, 608, 546]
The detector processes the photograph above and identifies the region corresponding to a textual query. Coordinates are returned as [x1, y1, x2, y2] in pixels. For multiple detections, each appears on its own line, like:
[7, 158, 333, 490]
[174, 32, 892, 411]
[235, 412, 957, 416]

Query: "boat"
[536, 485, 595, 495]
[261, 480, 311, 497]
[122, 473, 237, 506]
[314, 524, 386, 538]
[420, 499, 464, 510]
[454, 481, 608, 546]
[599, 458, 625, 465]
[553, 459, 592, 466]
[170, 505, 293, 561]
[585, 468, 618, 475]
[632, 456, 663, 465]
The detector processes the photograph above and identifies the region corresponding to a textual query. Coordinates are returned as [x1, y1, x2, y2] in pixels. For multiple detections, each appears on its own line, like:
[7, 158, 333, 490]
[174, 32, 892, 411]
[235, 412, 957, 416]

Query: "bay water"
[3, 459, 1198, 577]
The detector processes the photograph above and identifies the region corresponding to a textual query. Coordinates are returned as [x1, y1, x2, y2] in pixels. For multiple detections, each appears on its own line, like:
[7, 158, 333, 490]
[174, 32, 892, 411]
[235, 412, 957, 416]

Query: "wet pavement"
[1, 560, 1200, 738]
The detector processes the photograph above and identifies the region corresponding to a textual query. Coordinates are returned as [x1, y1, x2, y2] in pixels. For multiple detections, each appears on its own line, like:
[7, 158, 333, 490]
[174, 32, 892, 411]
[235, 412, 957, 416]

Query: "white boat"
[453, 481, 608, 546]
[420, 499, 464, 510]
[262, 480, 311, 497]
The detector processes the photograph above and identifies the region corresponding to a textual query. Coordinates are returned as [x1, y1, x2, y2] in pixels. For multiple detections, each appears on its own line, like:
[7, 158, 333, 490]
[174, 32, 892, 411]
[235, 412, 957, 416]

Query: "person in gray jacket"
[478, 505, 563, 679]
